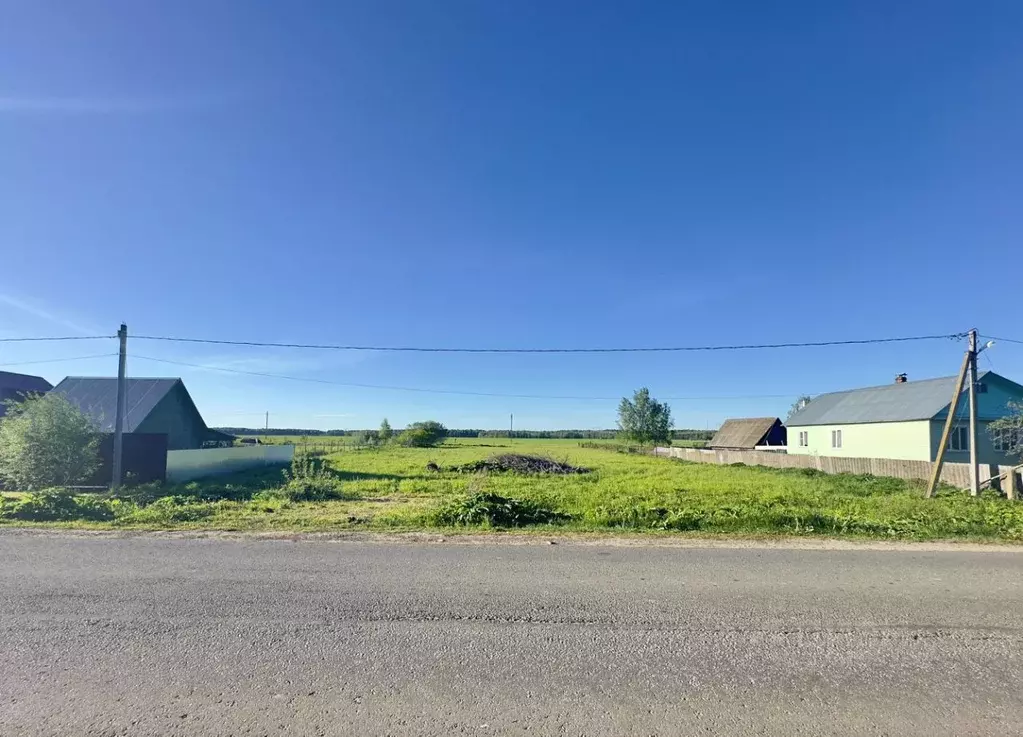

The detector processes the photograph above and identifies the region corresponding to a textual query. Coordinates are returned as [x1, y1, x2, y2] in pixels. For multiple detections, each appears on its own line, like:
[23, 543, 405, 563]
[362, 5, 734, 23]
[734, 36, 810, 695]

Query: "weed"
[2, 489, 114, 522]
[114, 496, 217, 525]
[434, 491, 570, 526]
[434, 475, 570, 527]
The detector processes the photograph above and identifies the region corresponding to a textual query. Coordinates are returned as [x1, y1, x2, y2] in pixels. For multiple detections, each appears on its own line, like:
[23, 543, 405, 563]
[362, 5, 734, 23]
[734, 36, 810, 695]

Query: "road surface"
[1, 533, 1021, 736]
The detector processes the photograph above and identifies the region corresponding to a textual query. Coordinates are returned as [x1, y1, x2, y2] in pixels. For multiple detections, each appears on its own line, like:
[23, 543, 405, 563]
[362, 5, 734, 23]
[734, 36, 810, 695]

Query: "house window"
[798, 431, 808, 447]
[994, 428, 1019, 453]
[948, 426, 970, 452]
[831, 429, 842, 448]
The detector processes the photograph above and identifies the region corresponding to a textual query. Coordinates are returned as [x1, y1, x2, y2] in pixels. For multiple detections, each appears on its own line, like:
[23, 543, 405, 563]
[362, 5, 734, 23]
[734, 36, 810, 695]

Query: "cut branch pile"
[443, 454, 590, 475]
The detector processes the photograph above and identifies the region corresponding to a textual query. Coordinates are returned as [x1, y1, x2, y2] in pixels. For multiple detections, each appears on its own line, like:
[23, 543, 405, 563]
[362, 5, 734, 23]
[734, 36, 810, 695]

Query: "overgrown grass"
[2, 439, 1022, 541]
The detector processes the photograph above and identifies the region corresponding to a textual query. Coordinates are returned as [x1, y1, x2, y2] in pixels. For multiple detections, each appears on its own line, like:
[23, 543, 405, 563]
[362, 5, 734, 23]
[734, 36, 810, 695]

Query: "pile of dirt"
[443, 453, 590, 475]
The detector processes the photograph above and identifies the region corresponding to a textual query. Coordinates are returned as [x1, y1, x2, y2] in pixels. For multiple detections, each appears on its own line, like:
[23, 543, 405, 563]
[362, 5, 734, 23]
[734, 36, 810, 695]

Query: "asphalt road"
[1, 534, 1021, 737]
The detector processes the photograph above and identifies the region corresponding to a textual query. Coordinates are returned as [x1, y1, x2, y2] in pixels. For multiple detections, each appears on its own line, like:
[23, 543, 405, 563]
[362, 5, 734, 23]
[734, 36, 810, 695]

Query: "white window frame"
[831, 429, 842, 449]
[994, 428, 1019, 453]
[798, 431, 808, 447]
[948, 426, 969, 452]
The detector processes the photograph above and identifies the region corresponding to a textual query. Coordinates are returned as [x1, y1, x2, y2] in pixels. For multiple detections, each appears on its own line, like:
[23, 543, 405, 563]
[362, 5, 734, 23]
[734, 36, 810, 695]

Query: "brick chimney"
[894, 373, 908, 384]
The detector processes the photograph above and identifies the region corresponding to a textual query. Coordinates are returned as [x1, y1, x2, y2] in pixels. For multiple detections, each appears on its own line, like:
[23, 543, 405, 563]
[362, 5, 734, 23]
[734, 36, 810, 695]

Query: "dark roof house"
[0, 371, 53, 417]
[709, 417, 786, 450]
[50, 377, 218, 450]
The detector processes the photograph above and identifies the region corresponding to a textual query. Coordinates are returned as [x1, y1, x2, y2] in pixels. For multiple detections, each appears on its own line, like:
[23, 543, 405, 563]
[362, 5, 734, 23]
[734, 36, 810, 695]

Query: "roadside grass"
[2, 439, 1021, 541]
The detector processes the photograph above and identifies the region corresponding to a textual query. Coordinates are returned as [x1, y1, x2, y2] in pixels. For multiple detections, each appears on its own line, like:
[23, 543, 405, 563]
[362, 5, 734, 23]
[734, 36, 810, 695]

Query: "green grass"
[2, 439, 1022, 541]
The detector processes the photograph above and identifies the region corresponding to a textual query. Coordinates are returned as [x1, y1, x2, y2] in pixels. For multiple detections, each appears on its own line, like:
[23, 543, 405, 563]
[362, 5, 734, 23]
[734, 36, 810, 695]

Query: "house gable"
[135, 381, 210, 450]
[931, 372, 1023, 422]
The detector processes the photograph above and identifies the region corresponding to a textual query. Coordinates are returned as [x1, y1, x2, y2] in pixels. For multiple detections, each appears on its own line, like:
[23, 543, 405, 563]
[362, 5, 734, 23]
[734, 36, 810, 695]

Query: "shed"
[50, 376, 213, 451]
[709, 417, 786, 450]
[0, 371, 53, 417]
[203, 429, 237, 448]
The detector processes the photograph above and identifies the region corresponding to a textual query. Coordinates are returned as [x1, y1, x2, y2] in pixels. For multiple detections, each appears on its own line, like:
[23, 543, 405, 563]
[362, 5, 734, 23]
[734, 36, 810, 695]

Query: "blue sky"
[2, 0, 1022, 430]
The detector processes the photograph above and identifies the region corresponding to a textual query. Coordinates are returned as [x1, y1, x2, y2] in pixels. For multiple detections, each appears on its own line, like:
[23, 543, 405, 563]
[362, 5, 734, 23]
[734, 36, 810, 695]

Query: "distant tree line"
[215, 426, 714, 440]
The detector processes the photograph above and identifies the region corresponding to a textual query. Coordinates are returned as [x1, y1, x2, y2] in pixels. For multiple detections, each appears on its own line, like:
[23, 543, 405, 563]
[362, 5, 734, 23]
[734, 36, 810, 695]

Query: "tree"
[990, 402, 1023, 459]
[788, 395, 813, 421]
[0, 394, 100, 490]
[397, 421, 448, 448]
[379, 418, 393, 442]
[617, 388, 673, 445]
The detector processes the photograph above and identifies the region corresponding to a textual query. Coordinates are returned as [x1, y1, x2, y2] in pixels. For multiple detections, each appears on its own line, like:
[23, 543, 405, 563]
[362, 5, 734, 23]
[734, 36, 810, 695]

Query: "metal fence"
[166, 445, 295, 483]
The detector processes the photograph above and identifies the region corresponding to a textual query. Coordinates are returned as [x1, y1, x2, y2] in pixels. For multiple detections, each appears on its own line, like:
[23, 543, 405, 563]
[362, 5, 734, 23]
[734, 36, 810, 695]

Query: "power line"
[132, 354, 808, 402]
[131, 332, 967, 354]
[981, 335, 1023, 345]
[0, 353, 118, 368]
[0, 335, 114, 343]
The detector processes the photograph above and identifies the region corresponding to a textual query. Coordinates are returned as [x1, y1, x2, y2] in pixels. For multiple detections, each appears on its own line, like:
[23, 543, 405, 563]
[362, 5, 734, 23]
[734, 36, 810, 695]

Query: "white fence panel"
[166, 445, 295, 483]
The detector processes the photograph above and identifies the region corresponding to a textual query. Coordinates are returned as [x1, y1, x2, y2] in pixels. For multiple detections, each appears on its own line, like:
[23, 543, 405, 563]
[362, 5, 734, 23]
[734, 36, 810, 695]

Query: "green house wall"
[135, 384, 208, 450]
[787, 421, 933, 461]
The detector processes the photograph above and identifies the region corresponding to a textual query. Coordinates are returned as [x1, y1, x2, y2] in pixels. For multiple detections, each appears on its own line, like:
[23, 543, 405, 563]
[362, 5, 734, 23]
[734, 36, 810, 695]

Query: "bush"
[0, 394, 101, 490]
[398, 421, 447, 448]
[2, 489, 114, 522]
[348, 431, 379, 448]
[278, 455, 348, 501]
[434, 490, 570, 527]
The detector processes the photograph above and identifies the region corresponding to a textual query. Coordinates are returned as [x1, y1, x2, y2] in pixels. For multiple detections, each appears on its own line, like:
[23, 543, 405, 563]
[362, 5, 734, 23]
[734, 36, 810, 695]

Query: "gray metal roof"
[0, 371, 54, 418]
[787, 372, 994, 427]
[0, 371, 53, 394]
[709, 417, 781, 449]
[50, 377, 183, 433]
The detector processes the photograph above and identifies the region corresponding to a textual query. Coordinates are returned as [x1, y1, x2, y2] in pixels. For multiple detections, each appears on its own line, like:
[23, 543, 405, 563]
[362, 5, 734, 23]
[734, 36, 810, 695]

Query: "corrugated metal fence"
[166, 445, 295, 483]
[652, 446, 1020, 490]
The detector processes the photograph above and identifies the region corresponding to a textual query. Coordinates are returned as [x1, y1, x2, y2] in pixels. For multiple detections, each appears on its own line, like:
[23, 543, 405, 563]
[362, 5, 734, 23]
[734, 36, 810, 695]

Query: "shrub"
[0, 394, 100, 490]
[279, 455, 348, 501]
[398, 421, 447, 448]
[348, 431, 379, 448]
[3, 489, 114, 522]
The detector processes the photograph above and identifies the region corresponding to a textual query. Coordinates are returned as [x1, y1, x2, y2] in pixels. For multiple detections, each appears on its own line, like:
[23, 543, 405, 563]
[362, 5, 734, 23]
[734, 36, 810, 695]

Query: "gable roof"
[50, 377, 190, 433]
[709, 417, 782, 449]
[786, 371, 1020, 427]
[0, 371, 52, 394]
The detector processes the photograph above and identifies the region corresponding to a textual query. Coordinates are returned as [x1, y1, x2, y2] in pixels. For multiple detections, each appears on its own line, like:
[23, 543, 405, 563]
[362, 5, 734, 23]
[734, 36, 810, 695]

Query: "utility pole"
[111, 323, 128, 490]
[510, 413, 513, 437]
[967, 329, 980, 496]
[925, 349, 970, 498]
[265, 411, 269, 432]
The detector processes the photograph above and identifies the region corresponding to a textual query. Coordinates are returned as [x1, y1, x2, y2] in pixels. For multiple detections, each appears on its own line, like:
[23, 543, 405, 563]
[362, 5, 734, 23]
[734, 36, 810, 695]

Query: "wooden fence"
[653, 446, 1021, 493]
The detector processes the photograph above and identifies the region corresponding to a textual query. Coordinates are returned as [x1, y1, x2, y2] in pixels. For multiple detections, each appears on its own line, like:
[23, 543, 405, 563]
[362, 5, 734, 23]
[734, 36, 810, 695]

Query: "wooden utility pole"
[111, 323, 128, 490]
[967, 329, 980, 496]
[925, 349, 970, 498]
[510, 413, 513, 437]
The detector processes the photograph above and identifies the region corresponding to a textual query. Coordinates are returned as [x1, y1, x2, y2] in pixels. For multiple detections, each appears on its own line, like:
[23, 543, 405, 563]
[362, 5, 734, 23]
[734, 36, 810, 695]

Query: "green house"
[786, 371, 1023, 465]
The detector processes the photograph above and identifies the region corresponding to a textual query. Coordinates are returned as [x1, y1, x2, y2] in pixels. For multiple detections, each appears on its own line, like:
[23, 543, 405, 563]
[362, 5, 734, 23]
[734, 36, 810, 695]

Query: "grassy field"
[2, 439, 1022, 541]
